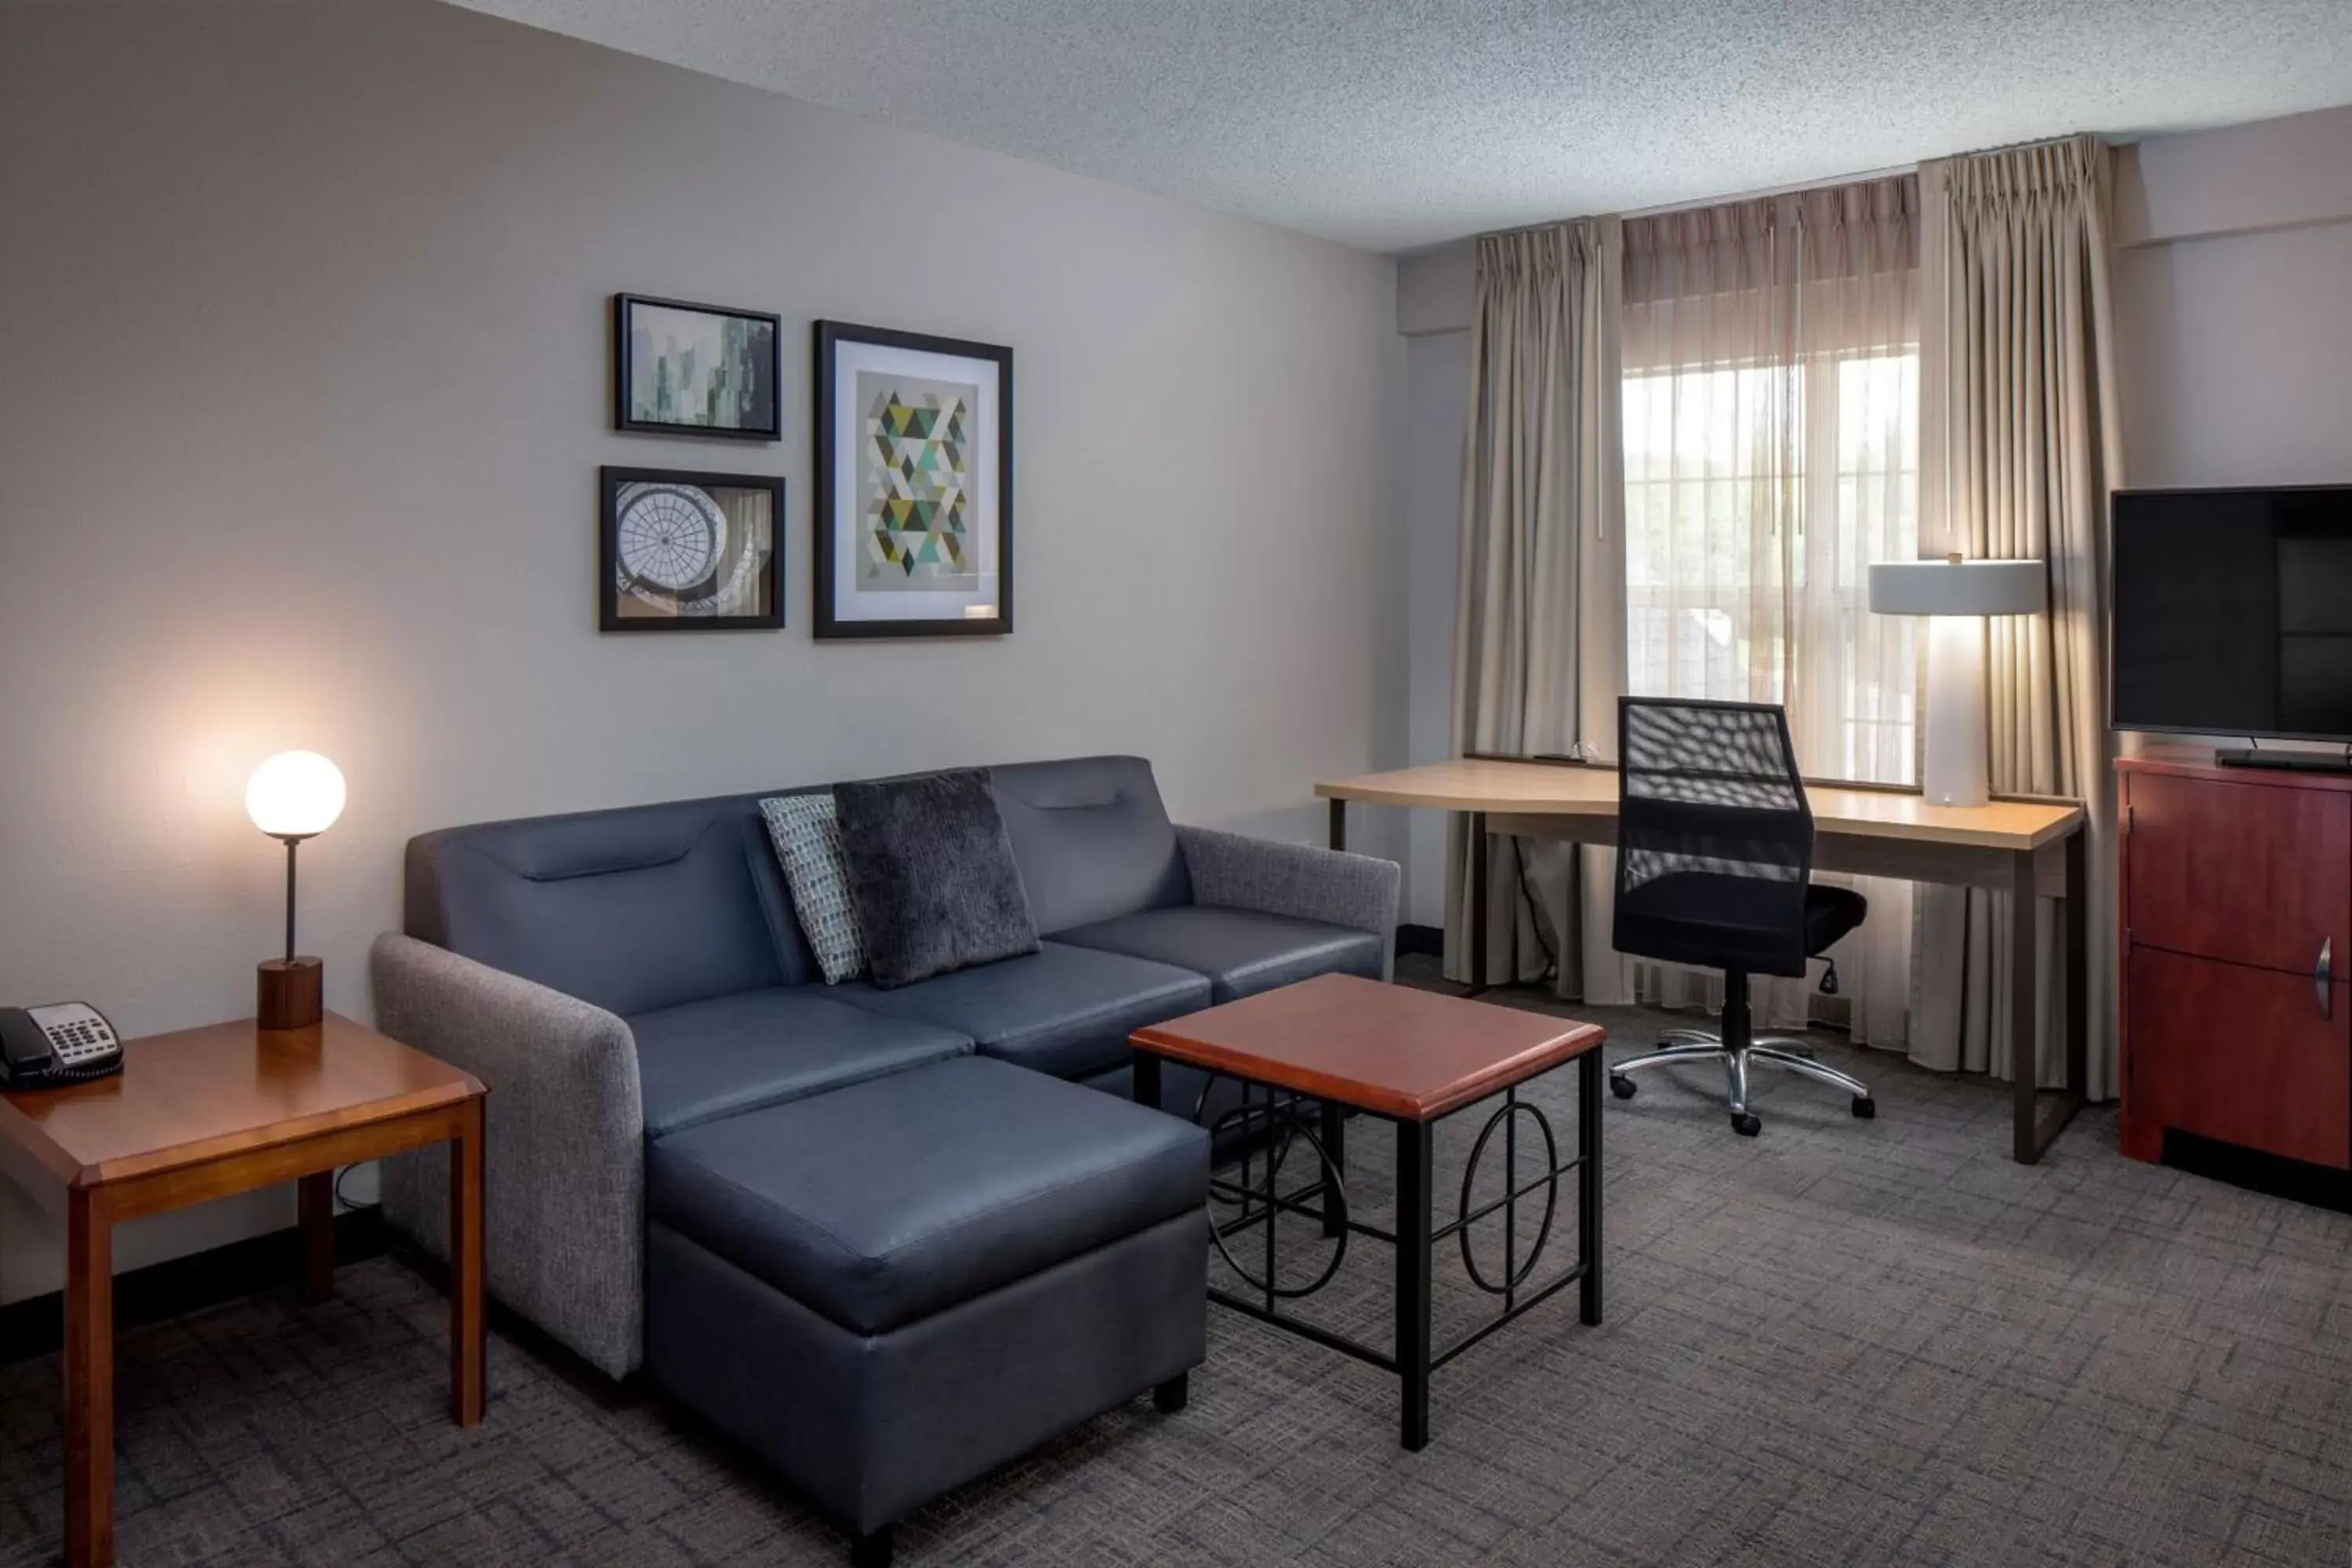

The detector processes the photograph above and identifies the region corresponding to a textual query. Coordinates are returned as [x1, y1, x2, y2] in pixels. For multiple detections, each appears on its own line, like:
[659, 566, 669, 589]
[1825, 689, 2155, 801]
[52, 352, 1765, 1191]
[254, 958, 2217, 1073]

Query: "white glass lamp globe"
[245, 751, 347, 839]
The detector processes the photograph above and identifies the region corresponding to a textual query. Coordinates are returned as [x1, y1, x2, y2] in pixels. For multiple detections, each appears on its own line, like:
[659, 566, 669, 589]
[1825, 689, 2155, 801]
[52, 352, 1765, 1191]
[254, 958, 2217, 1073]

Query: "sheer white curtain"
[1617, 176, 1921, 1045]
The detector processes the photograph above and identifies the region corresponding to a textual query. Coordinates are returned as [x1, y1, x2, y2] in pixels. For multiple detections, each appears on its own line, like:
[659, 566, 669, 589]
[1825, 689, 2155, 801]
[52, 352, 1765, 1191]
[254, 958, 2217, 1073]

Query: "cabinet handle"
[2320, 938, 2334, 1021]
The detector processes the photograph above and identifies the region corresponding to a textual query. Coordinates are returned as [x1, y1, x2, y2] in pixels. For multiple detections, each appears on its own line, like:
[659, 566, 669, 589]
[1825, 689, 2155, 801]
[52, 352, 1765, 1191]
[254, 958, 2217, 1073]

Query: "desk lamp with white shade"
[1867, 555, 2047, 808]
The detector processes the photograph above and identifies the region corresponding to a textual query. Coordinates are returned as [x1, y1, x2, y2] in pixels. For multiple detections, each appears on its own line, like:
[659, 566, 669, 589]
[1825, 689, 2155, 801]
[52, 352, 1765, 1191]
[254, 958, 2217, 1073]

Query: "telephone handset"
[0, 1002, 125, 1088]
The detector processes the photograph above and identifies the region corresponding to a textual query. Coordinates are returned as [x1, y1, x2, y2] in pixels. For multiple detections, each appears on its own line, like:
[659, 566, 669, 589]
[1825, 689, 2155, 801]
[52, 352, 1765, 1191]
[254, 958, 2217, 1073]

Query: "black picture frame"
[613, 293, 783, 441]
[599, 466, 785, 632]
[813, 319, 1014, 639]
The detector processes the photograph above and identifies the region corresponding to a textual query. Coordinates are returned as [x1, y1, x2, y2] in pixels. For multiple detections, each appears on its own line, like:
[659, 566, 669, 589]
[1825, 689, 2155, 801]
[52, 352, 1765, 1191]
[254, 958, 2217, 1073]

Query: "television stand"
[2214, 746, 2352, 774]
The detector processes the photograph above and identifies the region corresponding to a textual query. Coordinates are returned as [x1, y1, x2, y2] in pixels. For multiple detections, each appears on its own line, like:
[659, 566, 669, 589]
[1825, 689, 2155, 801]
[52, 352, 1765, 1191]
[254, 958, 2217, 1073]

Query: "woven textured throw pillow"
[759, 792, 866, 984]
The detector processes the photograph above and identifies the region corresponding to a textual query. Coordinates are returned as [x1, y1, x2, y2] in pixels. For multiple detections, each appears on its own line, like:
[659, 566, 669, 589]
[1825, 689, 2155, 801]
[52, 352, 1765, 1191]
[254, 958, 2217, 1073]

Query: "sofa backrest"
[403, 757, 1184, 1011]
[405, 792, 818, 1017]
[989, 756, 1189, 934]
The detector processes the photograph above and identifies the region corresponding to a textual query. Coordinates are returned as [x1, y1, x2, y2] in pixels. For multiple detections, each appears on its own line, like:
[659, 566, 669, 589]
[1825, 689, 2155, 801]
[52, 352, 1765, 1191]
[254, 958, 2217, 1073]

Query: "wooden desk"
[0, 1013, 487, 1568]
[1318, 756, 2089, 1165]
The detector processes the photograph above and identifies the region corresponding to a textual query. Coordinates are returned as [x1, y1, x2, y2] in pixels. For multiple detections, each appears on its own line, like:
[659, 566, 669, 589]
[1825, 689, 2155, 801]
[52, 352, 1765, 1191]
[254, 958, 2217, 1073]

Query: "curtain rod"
[1618, 158, 1918, 222]
[1460, 159, 1912, 242]
[1459, 130, 2113, 244]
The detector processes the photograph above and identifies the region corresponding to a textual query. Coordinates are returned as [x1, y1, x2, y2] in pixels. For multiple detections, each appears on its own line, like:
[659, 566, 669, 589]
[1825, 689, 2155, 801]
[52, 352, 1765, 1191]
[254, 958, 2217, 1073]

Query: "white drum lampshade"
[1867, 558, 2046, 808]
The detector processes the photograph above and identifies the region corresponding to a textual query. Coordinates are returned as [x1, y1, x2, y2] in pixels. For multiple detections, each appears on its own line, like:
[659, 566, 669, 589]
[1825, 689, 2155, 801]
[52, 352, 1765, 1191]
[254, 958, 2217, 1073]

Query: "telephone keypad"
[42, 1014, 117, 1062]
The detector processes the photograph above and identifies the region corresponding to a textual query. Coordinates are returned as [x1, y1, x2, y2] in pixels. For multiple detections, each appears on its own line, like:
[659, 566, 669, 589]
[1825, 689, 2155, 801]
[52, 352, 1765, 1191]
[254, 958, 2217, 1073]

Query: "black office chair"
[1606, 696, 1875, 1135]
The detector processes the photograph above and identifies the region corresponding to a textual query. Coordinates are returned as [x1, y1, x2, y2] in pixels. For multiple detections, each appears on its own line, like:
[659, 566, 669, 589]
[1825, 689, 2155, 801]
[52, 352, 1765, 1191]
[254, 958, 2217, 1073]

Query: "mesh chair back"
[1613, 697, 1817, 976]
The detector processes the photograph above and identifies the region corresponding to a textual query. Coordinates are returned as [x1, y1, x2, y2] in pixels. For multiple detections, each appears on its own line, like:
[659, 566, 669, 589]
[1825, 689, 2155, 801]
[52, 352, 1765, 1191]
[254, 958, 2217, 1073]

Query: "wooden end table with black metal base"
[1133, 973, 1606, 1450]
[0, 1012, 487, 1568]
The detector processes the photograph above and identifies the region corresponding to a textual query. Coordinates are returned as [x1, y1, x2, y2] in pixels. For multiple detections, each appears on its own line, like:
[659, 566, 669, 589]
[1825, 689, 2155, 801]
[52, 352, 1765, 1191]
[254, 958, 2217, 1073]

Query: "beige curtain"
[1912, 135, 2123, 1097]
[1616, 177, 1922, 1045]
[1446, 219, 1627, 991]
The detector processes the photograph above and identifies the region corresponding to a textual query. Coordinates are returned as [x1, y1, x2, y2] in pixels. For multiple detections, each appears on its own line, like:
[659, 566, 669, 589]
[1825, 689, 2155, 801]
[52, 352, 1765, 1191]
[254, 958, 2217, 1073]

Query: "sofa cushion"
[646, 1055, 1207, 1334]
[833, 939, 1209, 1080]
[1055, 905, 1386, 1003]
[989, 757, 1190, 935]
[629, 988, 971, 1138]
[835, 768, 1041, 989]
[405, 792, 818, 1014]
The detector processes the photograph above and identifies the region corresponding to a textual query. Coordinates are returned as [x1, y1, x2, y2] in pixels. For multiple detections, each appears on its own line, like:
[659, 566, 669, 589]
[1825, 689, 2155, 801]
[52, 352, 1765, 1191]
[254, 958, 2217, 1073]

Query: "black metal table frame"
[1134, 1047, 1602, 1450]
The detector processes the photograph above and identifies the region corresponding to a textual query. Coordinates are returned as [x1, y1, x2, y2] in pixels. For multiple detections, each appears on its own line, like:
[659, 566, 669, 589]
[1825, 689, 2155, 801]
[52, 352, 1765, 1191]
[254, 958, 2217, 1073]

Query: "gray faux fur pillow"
[833, 768, 1040, 989]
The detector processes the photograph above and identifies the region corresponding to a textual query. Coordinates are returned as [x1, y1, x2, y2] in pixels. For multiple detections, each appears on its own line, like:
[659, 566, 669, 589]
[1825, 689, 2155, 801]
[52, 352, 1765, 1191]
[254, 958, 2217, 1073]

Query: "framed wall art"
[599, 466, 784, 631]
[813, 320, 1012, 638]
[614, 293, 782, 441]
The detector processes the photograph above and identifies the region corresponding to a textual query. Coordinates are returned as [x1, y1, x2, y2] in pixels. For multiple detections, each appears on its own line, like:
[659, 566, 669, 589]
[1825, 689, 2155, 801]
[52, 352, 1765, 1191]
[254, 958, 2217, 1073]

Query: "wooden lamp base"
[258, 957, 324, 1030]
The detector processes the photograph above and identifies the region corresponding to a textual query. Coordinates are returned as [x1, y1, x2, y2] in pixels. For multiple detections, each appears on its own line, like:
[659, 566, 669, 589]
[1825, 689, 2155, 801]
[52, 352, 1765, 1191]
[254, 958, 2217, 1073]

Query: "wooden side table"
[0, 1012, 487, 1568]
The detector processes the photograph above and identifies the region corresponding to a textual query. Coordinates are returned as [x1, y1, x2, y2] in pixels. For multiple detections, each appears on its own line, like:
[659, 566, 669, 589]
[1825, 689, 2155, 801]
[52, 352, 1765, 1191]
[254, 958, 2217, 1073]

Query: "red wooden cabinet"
[2119, 753, 2352, 1168]
[2124, 947, 2347, 1167]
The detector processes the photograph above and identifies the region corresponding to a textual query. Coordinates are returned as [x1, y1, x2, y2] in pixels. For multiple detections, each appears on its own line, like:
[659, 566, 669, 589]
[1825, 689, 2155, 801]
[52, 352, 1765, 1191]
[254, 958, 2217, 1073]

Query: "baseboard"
[2162, 1129, 2352, 1214]
[1396, 923, 1443, 957]
[0, 1207, 389, 1367]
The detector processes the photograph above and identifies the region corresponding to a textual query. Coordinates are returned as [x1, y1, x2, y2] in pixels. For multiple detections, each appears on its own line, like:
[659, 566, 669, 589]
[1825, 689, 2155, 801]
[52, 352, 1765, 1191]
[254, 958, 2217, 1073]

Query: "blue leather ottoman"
[644, 1054, 1208, 1566]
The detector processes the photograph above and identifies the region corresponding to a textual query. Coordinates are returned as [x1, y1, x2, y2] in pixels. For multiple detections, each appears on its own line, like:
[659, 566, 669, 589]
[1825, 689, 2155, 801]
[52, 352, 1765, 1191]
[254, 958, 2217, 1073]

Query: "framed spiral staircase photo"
[598, 466, 785, 632]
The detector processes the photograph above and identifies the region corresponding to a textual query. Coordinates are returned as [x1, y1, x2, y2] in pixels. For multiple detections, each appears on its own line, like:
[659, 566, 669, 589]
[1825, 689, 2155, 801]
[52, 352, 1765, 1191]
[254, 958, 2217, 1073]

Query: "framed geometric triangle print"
[813, 320, 1012, 639]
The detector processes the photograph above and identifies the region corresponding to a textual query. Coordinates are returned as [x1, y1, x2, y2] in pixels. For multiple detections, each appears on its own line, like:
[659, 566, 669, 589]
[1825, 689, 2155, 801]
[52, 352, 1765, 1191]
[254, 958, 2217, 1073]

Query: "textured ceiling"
[448, 0, 2352, 252]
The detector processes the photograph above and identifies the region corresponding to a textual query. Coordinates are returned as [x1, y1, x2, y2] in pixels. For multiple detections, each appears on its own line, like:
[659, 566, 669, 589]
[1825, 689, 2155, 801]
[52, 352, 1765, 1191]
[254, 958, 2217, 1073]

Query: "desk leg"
[65, 1185, 112, 1568]
[2064, 829, 2089, 1102]
[449, 1098, 486, 1426]
[1464, 811, 1490, 999]
[299, 1171, 336, 1302]
[2009, 850, 2037, 1163]
[2013, 843, 2088, 1164]
[1327, 798, 1346, 853]
[1579, 1048, 1603, 1327]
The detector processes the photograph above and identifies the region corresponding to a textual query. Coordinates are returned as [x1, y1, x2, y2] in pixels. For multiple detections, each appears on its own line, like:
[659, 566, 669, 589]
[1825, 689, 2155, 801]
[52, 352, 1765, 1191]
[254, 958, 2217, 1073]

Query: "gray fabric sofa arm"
[369, 932, 647, 1379]
[1176, 825, 1401, 979]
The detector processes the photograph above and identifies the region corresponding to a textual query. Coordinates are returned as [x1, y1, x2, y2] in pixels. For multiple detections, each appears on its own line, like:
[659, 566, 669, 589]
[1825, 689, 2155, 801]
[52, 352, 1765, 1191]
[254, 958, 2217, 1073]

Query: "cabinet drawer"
[2125, 771, 2349, 975]
[2126, 946, 2349, 1169]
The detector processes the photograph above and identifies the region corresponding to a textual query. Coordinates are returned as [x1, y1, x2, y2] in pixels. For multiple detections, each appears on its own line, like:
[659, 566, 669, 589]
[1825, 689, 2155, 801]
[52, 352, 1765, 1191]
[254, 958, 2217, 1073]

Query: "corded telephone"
[0, 1002, 125, 1088]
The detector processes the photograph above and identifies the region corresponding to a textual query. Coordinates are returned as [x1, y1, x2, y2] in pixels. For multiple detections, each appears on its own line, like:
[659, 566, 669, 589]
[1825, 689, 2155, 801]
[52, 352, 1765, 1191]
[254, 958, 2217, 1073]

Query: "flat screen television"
[2112, 485, 2352, 751]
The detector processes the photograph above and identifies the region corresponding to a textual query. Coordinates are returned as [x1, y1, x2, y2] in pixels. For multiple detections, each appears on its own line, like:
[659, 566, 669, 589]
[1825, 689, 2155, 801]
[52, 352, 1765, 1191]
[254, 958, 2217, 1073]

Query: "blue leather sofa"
[369, 757, 1398, 1564]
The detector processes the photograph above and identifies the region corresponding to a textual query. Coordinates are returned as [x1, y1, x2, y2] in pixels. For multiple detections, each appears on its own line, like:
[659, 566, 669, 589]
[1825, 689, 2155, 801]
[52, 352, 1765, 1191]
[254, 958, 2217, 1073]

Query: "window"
[1612, 180, 1923, 1033]
[1622, 347, 1920, 784]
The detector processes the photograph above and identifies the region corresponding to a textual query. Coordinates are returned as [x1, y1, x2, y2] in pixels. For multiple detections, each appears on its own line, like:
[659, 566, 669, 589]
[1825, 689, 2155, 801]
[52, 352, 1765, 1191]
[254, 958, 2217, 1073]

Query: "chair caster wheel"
[1731, 1112, 1762, 1137]
[1609, 1073, 1636, 1100]
[1852, 1096, 1876, 1119]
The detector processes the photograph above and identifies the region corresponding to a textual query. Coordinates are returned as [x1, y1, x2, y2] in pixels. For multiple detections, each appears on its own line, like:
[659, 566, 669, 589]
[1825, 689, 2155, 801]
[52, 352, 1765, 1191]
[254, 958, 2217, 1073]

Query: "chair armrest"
[1176, 826, 1401, 978]
[369, 932, 646, 1379]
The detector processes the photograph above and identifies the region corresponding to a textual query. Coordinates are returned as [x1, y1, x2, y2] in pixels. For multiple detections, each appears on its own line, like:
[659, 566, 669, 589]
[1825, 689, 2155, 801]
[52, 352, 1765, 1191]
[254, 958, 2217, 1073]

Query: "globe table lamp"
[246, 750, 346, 1029]
[1867, 555, 2046, 808]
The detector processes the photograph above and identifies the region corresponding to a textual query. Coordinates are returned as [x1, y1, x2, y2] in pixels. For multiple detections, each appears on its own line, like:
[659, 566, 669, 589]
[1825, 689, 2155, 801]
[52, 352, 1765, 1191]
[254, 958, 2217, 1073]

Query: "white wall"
[1398, 243, 1475, 338]
[2114, 220, 2352, 487]
[1399, 333, 1468, 926]
[0, 0, 1404, 1300]
[1396, 246, 1473, 936]
[2112, 105, 2352, 488]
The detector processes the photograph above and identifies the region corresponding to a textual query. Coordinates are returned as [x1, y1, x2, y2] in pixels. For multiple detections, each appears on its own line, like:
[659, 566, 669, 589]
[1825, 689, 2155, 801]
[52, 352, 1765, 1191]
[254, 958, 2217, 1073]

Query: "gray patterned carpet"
[5, 969, 2351, 1566]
